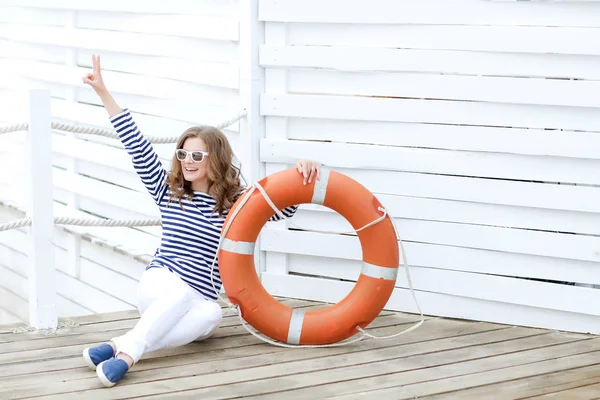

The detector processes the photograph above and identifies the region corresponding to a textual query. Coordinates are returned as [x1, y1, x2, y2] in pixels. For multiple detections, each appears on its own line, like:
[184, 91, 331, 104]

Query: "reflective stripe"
[219, 238, 255, 255]
[361, 262, 398, 281]
[311, 168, 330, 205]
[287, 309, 305, 344]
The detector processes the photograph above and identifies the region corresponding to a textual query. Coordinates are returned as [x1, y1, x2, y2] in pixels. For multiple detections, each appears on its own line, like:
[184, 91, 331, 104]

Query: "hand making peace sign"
[82, 54, 108, 95]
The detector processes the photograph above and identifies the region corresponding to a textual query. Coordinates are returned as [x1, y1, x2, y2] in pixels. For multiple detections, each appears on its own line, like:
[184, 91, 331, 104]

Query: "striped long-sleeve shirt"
[110, 109, 298, 300]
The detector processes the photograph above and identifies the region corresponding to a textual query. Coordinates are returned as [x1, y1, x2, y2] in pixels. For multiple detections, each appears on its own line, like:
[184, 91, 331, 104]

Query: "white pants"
[110, 267, 222, 364]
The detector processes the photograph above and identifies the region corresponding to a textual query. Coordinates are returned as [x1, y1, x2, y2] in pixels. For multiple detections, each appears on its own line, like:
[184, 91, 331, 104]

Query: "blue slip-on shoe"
[96, 358, 129, 387]
[82, 343, 115, 370]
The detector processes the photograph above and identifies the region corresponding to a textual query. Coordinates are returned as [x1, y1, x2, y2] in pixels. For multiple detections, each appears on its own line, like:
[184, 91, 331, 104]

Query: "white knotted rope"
[210, 182, 425, 349]
[0, 111, 247, 143]
[0, 216, 161, 232]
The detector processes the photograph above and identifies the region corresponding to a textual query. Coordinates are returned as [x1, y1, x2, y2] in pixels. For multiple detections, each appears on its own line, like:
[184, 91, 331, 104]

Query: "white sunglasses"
[176, 149, 209, 163]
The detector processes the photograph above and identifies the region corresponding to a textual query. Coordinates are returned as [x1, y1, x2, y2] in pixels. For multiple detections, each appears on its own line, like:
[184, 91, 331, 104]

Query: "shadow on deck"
[0, 297, 599, 399]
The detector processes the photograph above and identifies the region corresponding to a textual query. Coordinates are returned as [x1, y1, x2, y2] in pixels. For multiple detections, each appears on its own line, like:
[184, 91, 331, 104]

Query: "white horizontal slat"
[261, 93, 600, 134]
[293, 192, 600, 236]
[261, 229, 600, 286]
[52, 134, 134, 173]
[77, 50, 238, 89]
[0, 24, 237, 63]
[278, 254, 600, 316]
[0, 245, 95, 317]
[76, 91, 238, 127]
[4, 59, 238, 105]
[0, 75, 68, 101]
[259, 0, 600, 27]
[287, 70, 600, 109]
[0, 309, 22, 325]
[285, 118, 600, 160]
[0, 286, 28, 323]
[52, 167, 158, 218]
[0, 40, 66, 64]
[53, 154, 144, 192]
[1, 212, 148, 283]
[264, 164, 600, 214]
[287, 24, 600, 56]
[2, 0, 236, 16]
[261, 139, 600, 186]
[0, 6, 69, 26]
[77, 11, 238, 41]
[51, 99, 241, 136]
[53, 186, 162, 239]
[288, 209, 600, 263]
[260, 273, 600, 334]
[261, 46, 600, 81]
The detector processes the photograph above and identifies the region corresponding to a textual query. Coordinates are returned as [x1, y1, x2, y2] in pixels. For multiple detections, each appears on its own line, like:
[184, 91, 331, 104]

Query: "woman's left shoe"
[82, 343, 115, 370]
[96, 358, 130, 387]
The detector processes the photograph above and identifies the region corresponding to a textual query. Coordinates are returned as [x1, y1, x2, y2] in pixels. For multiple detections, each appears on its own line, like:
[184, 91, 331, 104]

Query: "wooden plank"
[0, 237, 136, 314]
[261, 138, 600, 186]
[278, 166, 600, 214]
[423, 364, 600, 399]
[5, 59, 238, 105]
[287, 24, 600, 56]
[76, 49, 238, 89]
[325, 347, 600, 399]
[52, 167, 158, 218]
[298, 192, 600, 236]
[76, 11, 238, 41]
[261, 94, 600, 134]
[530, 382, 600, 399]
[261, 274, 600, 334]
[277, 255, 600, 317]
[76, 91, 238, 127]
[261, 46, 600, 81]
[284, 117, 600, 160]
[0, 24, 238, 63]
[261, 229, 600, 286]
[0, 300, 346, 347]
[0, 40, 65, 64]
[0, 309, 411, 367]
[0, 6, 69, 26]
[0, 287, 27, 323]
[259, 0, 600, 27]
[285, 209, 600, 263]
[5, 318, 508, 398]
[49, 331, 594, 399]
[2, 0, 235, 16]
[287, 69, 600, 109]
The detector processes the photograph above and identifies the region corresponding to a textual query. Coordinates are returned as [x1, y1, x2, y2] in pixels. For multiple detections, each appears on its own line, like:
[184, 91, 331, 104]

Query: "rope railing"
[0, 110, 246, 232]
[0, 216, 162, 232]
[0, 110, 247, 143]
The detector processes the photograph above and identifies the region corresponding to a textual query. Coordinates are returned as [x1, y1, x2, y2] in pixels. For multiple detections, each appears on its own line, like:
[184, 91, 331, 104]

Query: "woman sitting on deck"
[80, 55, 321, 387]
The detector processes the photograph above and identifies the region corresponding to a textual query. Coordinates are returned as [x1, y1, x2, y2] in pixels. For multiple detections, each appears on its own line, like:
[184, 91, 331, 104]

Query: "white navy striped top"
[110, 109, 298, 300]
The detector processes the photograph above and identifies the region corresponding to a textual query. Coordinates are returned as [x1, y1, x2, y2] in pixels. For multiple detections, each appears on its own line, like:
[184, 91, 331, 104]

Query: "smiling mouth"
[185, 167, 198, 172]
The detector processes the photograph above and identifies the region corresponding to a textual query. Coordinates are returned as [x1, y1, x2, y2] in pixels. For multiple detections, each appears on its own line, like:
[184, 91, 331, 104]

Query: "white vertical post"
[239, 0, 266, 273]
[65, 10, 81, 278]
[27, 89, 58, 330]
[263, 22, 290, 276]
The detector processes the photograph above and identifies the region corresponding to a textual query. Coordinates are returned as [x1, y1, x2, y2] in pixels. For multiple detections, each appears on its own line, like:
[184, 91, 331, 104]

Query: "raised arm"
[83, 54, 168, 204]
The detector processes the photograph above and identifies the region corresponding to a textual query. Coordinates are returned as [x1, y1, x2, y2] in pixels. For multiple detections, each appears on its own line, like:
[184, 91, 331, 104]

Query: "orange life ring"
[218, 167, 399, 345]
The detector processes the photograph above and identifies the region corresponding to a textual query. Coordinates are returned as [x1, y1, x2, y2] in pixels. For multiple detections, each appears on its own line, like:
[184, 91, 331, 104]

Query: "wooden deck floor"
[0, 297, 599, 400]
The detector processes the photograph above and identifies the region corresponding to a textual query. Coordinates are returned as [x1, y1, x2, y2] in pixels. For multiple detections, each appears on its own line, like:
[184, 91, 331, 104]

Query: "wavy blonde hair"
[167, 126, 242, 216]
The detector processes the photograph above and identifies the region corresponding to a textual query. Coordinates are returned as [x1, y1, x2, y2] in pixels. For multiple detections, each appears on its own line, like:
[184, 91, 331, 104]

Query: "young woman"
[80, 55, 320, 387]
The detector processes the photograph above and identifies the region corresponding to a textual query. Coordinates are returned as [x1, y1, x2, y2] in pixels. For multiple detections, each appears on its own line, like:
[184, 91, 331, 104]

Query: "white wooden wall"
[0, 0, 245, 324]
[258, 0, 600, 334]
